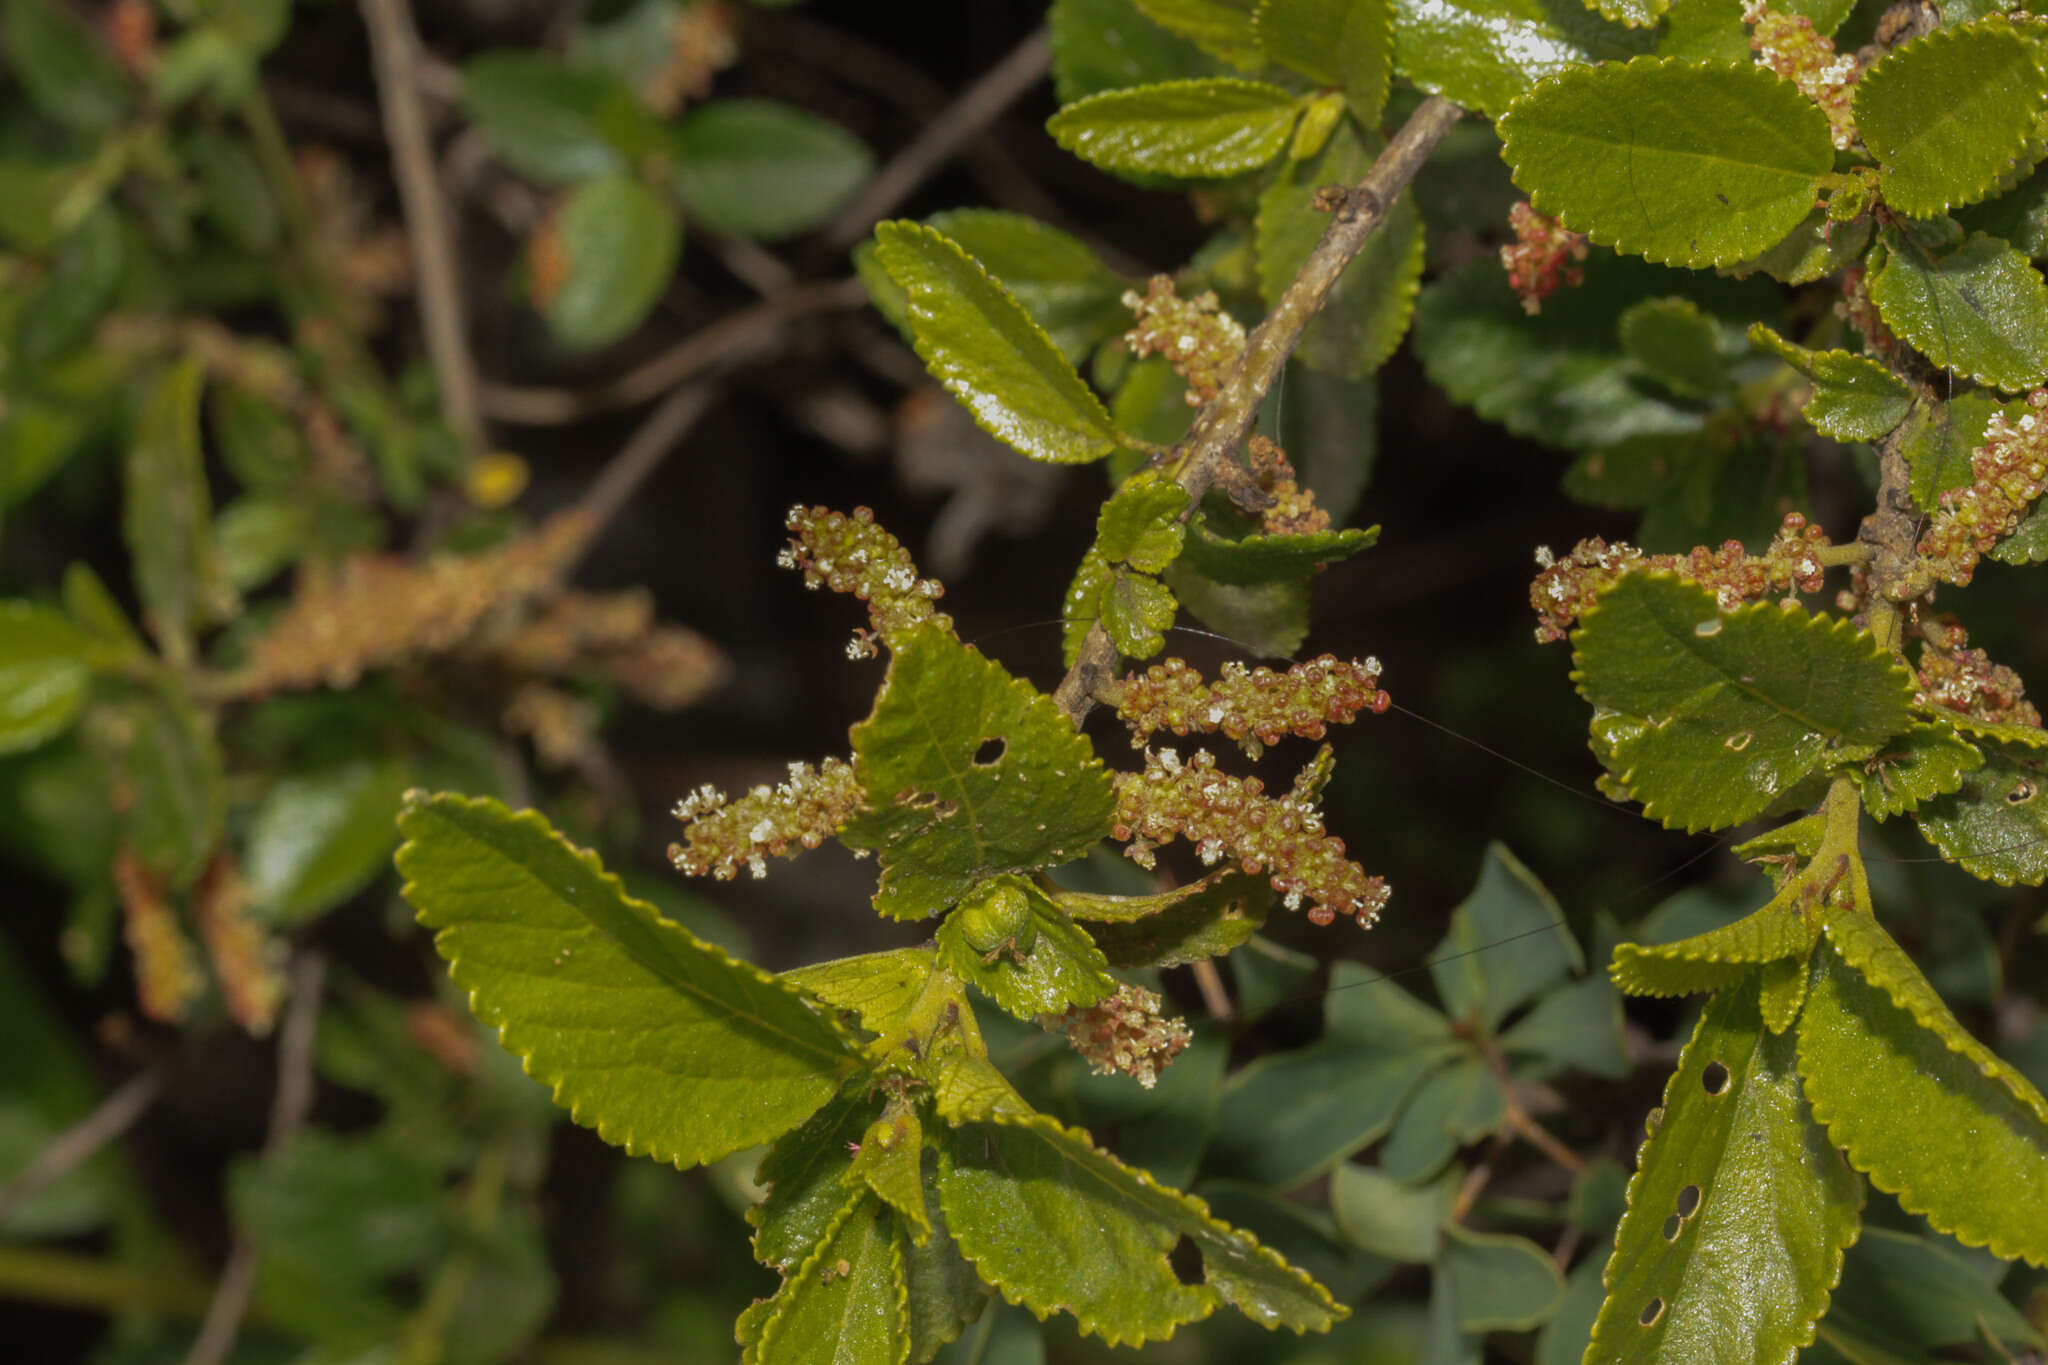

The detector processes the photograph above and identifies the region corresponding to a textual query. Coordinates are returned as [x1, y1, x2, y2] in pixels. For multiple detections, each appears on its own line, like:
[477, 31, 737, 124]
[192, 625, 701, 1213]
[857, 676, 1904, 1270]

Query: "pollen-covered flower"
[1745, 0, 1859, 149]
[1113, 654, 1388, 757]
[668, 758, 864, 880]
[1044, 983, 1192, 1089]
[1915, 617, 2042, 727]
[780, 506, 953, 648]
[1908, 391, 2048, 594]
[1501, 202, 1588, 315]
[1122, 275, 1246, 406]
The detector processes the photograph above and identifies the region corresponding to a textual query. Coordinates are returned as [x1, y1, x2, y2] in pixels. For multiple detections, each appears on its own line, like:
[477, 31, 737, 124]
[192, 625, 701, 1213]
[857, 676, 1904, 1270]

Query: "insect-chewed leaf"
[1854, 16, 2048, 219]
[1913, 736, 2048, 885]
[1046, 77, 1303, 179]
[1853, 721, 1983, 820]
[1389, 0, 1653, 119]
[1868, 228, 2048, 392]
[1797, 938, 2048, 1266]
[1499, 59, 1836, 268]
[1572, 575, 1915, 832]
[872, 221, 1122, 465]
[1586, 979, 1862, 1365]
[933, 1105, 1344, 1346]
[746, 1190, 910, 1365]
[841, 627, 1115, 919]
[396, 792, 860, 1170]
[1747, 324, 1914, 441]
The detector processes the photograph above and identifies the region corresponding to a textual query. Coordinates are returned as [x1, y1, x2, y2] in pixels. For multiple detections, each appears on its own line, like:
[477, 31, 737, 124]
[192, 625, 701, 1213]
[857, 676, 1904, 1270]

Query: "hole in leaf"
[973, 738, 1007, 766]
[2007, 778, 2037, 805]
[1675, 1184, 1701, 1218]
[1662, 1214, 1682, 1242]
[1693, 620, 1722, 637]
[1701, 1061, 1730, 1095]
[1640, 1297, 1665, 1327]
[1168, 1235, 1202, 1285]
[1724, 730, 1753, 751]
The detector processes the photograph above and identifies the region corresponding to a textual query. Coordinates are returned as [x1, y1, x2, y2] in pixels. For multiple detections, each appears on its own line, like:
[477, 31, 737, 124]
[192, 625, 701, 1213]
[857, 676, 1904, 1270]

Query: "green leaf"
[1797, 938, 2048, 1265]
[1994, 497, 2048, 564]
[460, 52, 649, 184]
[189, 128, 279, 255]
[542, 176, 681, 351]
[904, 1197, 990, 1361]
[1856, 722, 1983, 820]
[1390, 0, 1653, 119]
[1254, 0, 1394, 123]
[1378, 1055, 1499, 1182]
[671, 99, 873, 241]
[1913, 737, 2048, 885]
[1439, 1226, 1565, 1332]
[1899, 391, 2005, 506]
[921, 210, 1131, 363]
[395, 792, 860, 1168]
[751, 1084, 882, 1272]
[1066, 872, 1271, 967]
[1590, 0, 1670, 23]
[1587, 980, 1862, 1365]
[1267, 362, 1379, 525]
[1045, 78, 1303, 179]
[782, 948, 938, 1040]
[2, 0, 129, 133]
[1733, 205, 1873, 287]
[1131, 0, 1264, 67]
[1826, 1226, 2047, 1358]
[848, 1108, 931, 1242]
[934, 1108, 1345, 1344]
[0, 602, 91, 755]
[61, 563, 144, 665]
[214, 496, 310, 591]
[749, 1191, 910, 1365]
[1537, 1256, 1609, 1365]
[935, 878, 1116, 1020]
[1612, 877, 1823, 997]
[1329, 1163, 1448, 1262]
[1747, 325, 1914, 441]
[1819, 903, 2048, 1126]
[1061, 546, 1116, 666]
[1868, 228, 2048, 391]
[841, 628, 1116, 918]
[1256, 119, 1426, 378]
[1210, 962, 1459, 1186]
[1501, 974, 1631, 1080]
[16, 204, 125, 363]
[1100, 569, 1178, 658]
[1430, 842, 1580, 1030]
[1180, 513, 1378, 584]
[873, 221, 1122, 465]
[1164, 562, 1314, 658]
[1499, 58, 1836, 268]
[1052, 0, 1222, 103]
[244, 760, 409, 924]
[1618, 298, 1727, 397]
[1572, 575, 1916, 832]
[124, 358, 231, 660]
[1854, 16, 2048, 219]
[1096, 477, 1190, 571]
[104, 685, 224, 887]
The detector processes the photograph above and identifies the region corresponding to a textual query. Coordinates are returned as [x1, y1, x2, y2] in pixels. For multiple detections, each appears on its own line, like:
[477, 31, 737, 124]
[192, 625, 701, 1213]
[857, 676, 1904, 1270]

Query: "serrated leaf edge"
[1045, 77, 1304, 178]
[750, 1189, 911, 1365]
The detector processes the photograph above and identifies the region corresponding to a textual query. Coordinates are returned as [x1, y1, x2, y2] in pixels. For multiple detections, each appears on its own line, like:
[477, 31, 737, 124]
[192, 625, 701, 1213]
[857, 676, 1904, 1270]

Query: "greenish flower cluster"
[777, 505, 952, 653]
[1111, 653, 1387, 758]
[667, 758, 865, 881]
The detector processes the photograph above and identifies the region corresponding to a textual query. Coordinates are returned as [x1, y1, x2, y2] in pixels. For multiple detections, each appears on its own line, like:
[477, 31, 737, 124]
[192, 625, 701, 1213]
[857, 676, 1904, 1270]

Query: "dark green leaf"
[1430, 842, 1580, 1030]
[672, 99, 872, 240]
[1798, 938, 2048, 1265]
[1180, 513, 1377, 584]
[1572, 574, 1916, 832]
[542, 176, 681, 351]
[1266, 362, 1379, 525]
[1132, 0, 1264, 67]
[189, 128, 279, 255]
[123, 358, 231, 660]
[1868, 228, 2048, 391]
[1499, 58, 1836, 268]
[1390, 0, 1653, 118]
[106, 684, 224, 887]
[750, 1084, 880, 1273]
[460, 52, 649, 183]
[1587, 980, 1862, 1365]
[1256, 119, 1426, 377]
[396, 792, 861, 1168]
[1914, 737, 2048, 885]
[1068, 872, 1271, 967]
[1618, 297, 1727, 396]
[16, 204, 124, 363]
[841, 628, 1116, 918]
[1899, 391, 2006, 506]
[1052, 0, 1221, 103]
[1046, 78, 1303, 179]
[1164, 561, 1313, 658]
[1439, 1226, 1564, 1331]
[1329, 1162, 1448, 1263]
[1255, 0, 1394, 123]
[1826, 1227, 2046, 1357]
[1378, 1056, 1498, 1182]
[1855, 16, 2048, 218]
[873, 221, 1123, 465]
[2, 0, 129, 133]
[749, 1191, 910, 1365]
[0, 601, 91, 755]
[1856, 722, 1983, 820]
[1747, 324, 1914, 441]
[1501, 974, 1630, 1079]
[1536, 1256, 1609, 1365]
[244, 760, 409, 924]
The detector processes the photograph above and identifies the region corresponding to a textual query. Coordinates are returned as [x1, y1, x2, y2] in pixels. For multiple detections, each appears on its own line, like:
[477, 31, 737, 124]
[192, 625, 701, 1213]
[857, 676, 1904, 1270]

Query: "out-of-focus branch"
[359, 0, 486, 456]
[1052, 96, 1466, 723]
[821, 26, 1054, 250]
[0, 1068, 166, 1226]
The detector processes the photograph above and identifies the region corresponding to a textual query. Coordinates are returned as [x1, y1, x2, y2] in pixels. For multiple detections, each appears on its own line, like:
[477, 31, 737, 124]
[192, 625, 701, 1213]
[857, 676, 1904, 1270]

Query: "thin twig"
[0, 1068, 167, 1226]
[359, 0, 486, 457]
[183, 954, 326, 1365]
[1052, 96, 1465, 723]
[821, 26, 1054, 250]
[480, 277, 869, 425]
[1189, 960, 1233, 1021]
[567, 382, 721, 572]
[1473, 1029, 1585, 1176]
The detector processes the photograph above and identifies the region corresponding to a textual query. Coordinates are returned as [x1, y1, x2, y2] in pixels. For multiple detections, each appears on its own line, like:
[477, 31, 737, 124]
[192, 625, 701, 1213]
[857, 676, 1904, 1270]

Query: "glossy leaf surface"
[1390, 0, 1652, 118]
[1255, 0, 1393, 122]
[1914, 737, 2048, 885]
[1046, 78, 1303, 179]
[749, 1191, 910, 1365]
[397, 793, 860, 1169]
[1747, 325, 1913, 441]
[1867, 228, 2048, 392]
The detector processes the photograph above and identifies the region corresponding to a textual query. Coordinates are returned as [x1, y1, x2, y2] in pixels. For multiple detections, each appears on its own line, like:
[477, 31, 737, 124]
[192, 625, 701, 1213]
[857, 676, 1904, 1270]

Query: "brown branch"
[182, 954, 326, 1365]
[566, 382, 721, 572]
[1856, 420, 1923, 655]
[1473, 1029, 1585, 1176]
[1052, 95, 1466, 723]
[0, 1068, 166, 1226]
[479, 277, 869, 425]
[821, 26, 1054, 250]
[359, 0, 486, 457]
